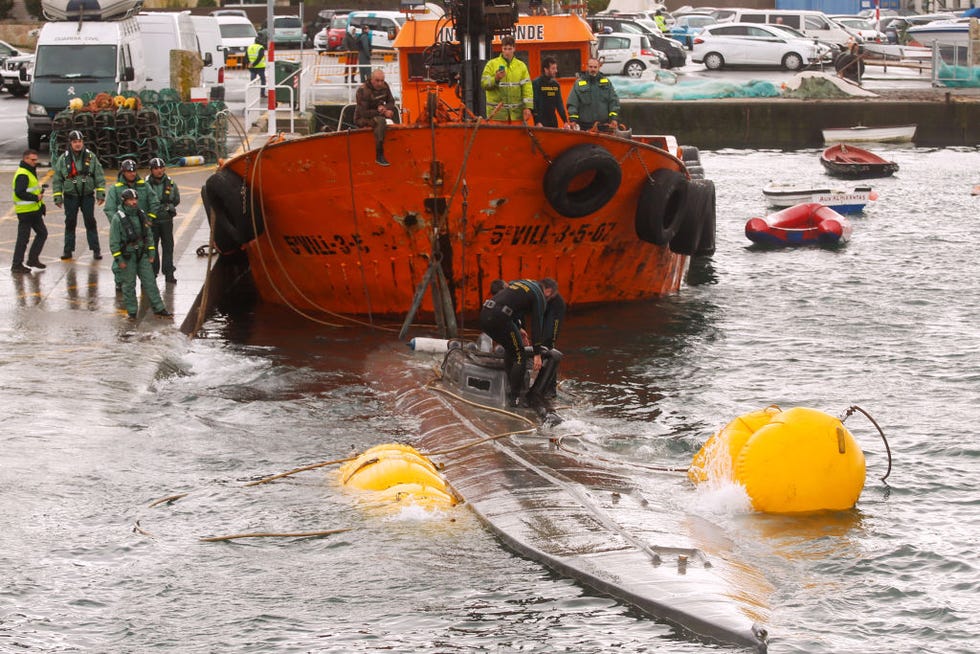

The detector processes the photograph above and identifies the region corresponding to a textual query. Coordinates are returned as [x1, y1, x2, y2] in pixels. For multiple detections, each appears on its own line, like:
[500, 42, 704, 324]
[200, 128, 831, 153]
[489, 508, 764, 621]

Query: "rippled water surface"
[2, 148, 978, 653]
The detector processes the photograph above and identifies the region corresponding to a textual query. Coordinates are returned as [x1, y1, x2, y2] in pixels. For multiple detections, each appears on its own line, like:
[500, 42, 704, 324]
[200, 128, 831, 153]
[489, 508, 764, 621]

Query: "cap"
[120, 159, 137, 172]
[120, 188, 138, 201]
[490, 279, 506, 295]
[68, 130, 84, 141]
[149, 157, 165, 169]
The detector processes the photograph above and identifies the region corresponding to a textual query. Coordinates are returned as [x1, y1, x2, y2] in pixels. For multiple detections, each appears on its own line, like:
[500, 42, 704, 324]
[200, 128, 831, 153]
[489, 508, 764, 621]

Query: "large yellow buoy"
[690, 407, 866, 513]
[338, 443, 455, 508]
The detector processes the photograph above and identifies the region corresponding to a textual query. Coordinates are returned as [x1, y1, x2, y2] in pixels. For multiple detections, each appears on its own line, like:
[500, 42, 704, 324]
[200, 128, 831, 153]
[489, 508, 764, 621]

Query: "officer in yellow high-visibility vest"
[10, 148, 48, 274]
[246, 36, 267, 99]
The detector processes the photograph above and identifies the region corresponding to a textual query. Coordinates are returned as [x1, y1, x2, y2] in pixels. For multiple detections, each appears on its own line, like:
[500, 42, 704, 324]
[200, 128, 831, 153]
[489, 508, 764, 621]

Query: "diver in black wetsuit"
[478, 278, 562, 408]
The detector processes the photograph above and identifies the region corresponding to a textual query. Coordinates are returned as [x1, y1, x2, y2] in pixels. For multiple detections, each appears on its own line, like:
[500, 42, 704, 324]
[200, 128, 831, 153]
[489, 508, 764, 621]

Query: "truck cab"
[27, 18, 145, 150]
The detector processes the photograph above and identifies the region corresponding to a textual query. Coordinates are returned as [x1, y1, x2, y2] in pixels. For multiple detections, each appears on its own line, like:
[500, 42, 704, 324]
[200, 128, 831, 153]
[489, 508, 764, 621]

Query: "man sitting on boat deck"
[479, 279, 561, 410]
[480, 35, 533, 124]
[567, 58, 620, 132]
[354, 68, 396, 167]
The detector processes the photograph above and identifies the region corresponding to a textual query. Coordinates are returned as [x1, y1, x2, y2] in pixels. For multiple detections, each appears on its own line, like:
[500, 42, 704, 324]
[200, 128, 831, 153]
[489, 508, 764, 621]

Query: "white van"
[191, 15, 224, 86]
[346, 11, 407, 50]
[216, 14, 257, 68]
[136, 12, 200, 91]
[27, 18, 146, 150]
[728, 9, 855, 48]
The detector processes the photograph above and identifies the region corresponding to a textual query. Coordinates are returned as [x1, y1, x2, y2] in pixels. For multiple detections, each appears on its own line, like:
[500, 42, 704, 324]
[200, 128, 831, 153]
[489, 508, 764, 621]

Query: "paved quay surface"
[0, 151, 269, 335]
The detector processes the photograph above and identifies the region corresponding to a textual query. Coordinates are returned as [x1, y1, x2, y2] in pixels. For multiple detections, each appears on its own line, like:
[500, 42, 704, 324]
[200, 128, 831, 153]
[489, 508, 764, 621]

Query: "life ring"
[669, 178, 715, 256]
[543, 144, 622, 218]
[201, 168, 265, 254]
[634, 168, 688, 245]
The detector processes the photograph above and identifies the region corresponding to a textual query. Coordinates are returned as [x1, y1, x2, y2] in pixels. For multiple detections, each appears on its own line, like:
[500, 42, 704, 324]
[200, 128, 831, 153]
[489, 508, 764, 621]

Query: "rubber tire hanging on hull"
[670, 178, 716, 256]
[634, 168, 688, 245]
[544, 144, 622, 218]
[201, 168, 265, 255]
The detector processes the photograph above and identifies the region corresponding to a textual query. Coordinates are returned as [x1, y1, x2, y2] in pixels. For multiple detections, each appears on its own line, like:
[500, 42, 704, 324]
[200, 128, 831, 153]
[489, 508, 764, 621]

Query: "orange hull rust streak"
[225, 124, 689, 320]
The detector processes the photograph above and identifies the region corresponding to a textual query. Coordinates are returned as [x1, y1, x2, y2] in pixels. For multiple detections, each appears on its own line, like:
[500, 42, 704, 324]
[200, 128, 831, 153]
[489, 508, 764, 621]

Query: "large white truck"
[26, 18, 146, 150]
[135, 11, 199, 91]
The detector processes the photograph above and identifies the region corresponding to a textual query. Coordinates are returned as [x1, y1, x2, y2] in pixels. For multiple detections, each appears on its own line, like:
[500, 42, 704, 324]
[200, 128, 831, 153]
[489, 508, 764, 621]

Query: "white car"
[692, 22, 830, 71]
[313, 27, 328, 52]
[829, 16, 887, 43]
[596, 32, 665, 78]
[1, 52, 33, 97]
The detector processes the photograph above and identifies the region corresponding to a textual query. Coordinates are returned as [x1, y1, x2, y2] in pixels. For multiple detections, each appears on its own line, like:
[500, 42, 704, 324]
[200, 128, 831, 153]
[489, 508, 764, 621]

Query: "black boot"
[375, 144, 390, 167]
[26, 258, 46, 269]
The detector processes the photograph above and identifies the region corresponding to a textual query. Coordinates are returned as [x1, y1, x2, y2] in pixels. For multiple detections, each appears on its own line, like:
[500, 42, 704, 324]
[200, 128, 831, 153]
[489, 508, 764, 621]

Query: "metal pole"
[266, 0, 277, 135]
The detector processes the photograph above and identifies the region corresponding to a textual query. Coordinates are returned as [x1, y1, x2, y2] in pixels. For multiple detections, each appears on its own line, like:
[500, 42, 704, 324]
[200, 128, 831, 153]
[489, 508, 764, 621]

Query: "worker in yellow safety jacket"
[10, 148, 48, 273]
[246, 37, 267, 98]
[480, 35, 533, 123]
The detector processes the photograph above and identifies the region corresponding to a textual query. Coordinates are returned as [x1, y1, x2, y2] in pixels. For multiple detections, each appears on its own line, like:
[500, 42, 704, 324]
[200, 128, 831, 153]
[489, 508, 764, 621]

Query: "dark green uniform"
[144, 172, 180, 281]
[109, 203, 166, 317]
[566, 73, 621, 130]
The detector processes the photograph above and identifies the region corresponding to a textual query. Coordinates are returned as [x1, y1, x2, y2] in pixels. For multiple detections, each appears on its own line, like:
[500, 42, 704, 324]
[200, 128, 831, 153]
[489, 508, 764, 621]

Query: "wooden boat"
[385, 343, 771, 651]
[40, 0, 144, 21]
[820, 144, 899, 180]
[745, 202, 852, 247]
[762, 182, 876, 214]
[202, 7, 716, 334]
[822, 124, 916, 144]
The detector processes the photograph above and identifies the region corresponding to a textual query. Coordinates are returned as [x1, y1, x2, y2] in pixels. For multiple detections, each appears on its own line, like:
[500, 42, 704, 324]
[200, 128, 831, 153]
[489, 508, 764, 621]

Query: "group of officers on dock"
[11, 131, 180, 319]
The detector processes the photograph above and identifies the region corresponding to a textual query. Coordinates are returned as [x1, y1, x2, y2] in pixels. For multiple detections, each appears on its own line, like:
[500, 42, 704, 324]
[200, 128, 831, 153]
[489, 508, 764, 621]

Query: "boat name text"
[489, 222, 616, 246]
[284, 234, 370, 256]
[438, 25, 546, 43]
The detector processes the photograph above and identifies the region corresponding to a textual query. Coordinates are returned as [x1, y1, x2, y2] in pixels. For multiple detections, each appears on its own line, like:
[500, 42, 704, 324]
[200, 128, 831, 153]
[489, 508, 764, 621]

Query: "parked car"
[668, 14, 717, 49]
[2, 52, 34, 97]
[270, 15, 307, 49]
[692, 22, 831, 71]
[586, 17, 686, 68]
[326, 12, 352, 51]
[311, 9, 351, 50]
[596, 32, 665, 77]
[0, 39, 29, 80]
[830, 15, 887, 43]
[210, 9, 248, 19]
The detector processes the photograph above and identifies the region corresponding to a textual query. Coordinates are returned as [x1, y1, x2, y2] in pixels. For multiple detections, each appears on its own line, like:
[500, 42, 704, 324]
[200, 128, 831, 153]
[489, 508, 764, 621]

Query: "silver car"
[692, 22, 830, 71]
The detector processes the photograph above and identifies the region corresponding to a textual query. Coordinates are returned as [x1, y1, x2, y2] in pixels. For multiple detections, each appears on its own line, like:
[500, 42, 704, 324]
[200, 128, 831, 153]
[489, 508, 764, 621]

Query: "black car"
[586, 17, 687, 69]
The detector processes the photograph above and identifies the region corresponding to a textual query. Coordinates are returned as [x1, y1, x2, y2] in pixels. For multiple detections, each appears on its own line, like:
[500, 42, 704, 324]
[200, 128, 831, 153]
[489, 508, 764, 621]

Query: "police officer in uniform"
[10, 148, 48, 273]
[144, 157, 180, 283]
[104, 160, 158, 291]
[246, 36, 267, 98]
[52, 130, 106, 261]
[566, 57, 621, 132]
[532, 57, 569, 128]
[109, 188, 172, 320]
[478, 279, 561, 408]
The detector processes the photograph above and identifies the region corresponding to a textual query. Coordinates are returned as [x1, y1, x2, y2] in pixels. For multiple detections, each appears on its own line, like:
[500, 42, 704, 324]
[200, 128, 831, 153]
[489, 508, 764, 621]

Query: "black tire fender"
[201, 168, 265, 255]
[670, 179, 715, 256]
[635, 168, 689, 245]
[544, 144, 622, 218]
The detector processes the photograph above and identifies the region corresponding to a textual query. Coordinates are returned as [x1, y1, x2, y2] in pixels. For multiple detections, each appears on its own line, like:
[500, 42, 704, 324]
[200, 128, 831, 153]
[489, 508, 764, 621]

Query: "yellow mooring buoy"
[689, 406, 866, 513]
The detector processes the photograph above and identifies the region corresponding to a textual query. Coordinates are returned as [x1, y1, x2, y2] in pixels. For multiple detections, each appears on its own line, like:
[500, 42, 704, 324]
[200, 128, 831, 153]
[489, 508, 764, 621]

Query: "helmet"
[120, 188, 138, 201]
[68, 130, 84, 141]
[149, 157, 165, 169]
[120, 159, 137, 172]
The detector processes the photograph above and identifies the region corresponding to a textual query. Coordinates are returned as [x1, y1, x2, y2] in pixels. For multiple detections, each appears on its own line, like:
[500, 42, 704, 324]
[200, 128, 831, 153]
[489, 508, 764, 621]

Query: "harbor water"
[2, 147, 978, 653]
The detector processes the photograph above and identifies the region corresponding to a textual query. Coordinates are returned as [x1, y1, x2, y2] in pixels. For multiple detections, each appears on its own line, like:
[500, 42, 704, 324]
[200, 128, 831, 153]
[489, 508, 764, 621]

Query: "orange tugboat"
[203, 3, 715, 334]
